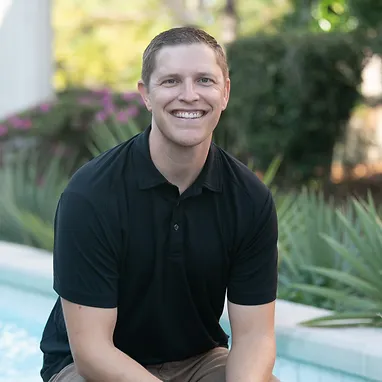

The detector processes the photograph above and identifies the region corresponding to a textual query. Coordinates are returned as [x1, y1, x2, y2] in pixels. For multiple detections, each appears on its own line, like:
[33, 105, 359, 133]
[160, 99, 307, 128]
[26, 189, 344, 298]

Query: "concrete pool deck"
[1, 241, 381, 381]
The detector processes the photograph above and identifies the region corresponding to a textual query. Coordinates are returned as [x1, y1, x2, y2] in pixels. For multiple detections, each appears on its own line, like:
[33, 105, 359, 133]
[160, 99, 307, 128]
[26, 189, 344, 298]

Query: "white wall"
[0, 0, 54, 120]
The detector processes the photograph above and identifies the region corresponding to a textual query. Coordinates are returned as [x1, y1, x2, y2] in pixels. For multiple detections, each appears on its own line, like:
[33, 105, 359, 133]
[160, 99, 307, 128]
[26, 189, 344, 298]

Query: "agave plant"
[0, 146, 74, 251]
[87, 117, 141, 157]
[290, 194, 382, 328]
[254, 155, 303, 269]
[0, 116, 141, 251]
[276, 188, 360, 310]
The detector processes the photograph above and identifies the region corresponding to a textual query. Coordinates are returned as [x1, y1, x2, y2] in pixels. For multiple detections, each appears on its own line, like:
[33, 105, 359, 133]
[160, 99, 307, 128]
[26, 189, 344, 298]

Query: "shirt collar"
[135, 126, 222, 193]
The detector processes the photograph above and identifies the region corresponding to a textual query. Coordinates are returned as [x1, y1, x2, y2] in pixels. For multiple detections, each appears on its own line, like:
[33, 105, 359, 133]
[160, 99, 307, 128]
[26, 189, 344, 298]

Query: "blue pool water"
[0, 313, 44, 381]
[0, 284, 55, 382]
[0, 280, 375, 382]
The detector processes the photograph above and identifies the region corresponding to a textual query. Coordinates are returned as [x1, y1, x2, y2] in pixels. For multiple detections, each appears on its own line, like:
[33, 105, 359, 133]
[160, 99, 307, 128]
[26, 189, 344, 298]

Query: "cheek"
[208, 88, 227, 108]
[212, 96, 227, 111]
[152, 92, 176, 111]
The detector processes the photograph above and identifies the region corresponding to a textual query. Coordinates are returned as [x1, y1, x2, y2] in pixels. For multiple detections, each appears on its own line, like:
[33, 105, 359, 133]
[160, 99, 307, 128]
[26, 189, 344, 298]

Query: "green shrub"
[277, 189, 357, 310]
[275, 188, 382, 328]
[221, 31, 365, 185]
[291, 194, 382, 328]
[0, 117, 141, 251]
[0, 148, 73, 250]
[0, 87, 151, 171]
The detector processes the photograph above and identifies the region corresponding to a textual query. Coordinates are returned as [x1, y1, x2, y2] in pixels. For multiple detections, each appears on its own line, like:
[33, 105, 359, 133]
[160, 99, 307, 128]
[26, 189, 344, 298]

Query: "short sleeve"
[227, 190, 278, 305]
[53, 191, 120, 308]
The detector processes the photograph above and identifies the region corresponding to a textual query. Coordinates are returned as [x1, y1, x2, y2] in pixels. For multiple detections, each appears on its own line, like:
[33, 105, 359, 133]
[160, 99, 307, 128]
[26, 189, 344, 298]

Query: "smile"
[171, 110, 206, 119]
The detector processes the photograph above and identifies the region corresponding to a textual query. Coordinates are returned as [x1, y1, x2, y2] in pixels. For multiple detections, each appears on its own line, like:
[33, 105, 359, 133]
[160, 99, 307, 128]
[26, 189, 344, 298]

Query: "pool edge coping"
[1, 241, 381, 381]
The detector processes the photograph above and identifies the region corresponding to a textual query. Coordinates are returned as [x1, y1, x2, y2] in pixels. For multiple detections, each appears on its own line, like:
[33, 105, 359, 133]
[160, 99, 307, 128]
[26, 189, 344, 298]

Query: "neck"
[149, 125, 211, 194]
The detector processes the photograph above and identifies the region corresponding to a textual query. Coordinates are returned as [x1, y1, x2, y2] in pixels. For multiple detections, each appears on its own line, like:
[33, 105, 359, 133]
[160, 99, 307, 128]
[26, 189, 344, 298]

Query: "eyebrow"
[157, 72, 217, 81]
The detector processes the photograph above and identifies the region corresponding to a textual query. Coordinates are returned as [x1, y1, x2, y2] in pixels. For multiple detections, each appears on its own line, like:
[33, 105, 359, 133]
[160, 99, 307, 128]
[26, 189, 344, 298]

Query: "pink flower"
[93, 88, 111, 96]
[122, 92, 138, 102]
[8, 116, 31, 129]
[8, 116, 22, 127]
[102, 94, 112, 104]
[116, 110, 129, 123]
[126, 105, 139, 118]
[0, 125, 8, 136]
[22, 119, 32, 129]
[39, 103, 51, 112]
[104, 103, 115, 113]
[95, 111, 107, 122]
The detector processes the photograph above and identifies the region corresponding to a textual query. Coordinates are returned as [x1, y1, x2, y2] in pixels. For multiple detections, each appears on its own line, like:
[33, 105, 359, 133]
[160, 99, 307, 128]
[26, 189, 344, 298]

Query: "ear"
[137, 80, 152, 112]
[221, 77, 231, 111]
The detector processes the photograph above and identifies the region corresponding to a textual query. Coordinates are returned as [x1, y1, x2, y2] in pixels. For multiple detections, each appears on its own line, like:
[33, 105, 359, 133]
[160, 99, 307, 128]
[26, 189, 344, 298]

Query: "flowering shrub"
[0, 87, 150, 170]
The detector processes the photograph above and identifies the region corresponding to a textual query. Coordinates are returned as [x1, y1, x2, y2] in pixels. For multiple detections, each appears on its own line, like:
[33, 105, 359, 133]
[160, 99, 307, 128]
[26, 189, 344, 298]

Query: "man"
[40, 27, 280, 382]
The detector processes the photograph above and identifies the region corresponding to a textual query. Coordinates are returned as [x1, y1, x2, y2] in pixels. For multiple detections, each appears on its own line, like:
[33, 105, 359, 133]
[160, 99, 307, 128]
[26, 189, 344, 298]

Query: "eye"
[199, 77, 213, 84]
[163, 79, 178, 85]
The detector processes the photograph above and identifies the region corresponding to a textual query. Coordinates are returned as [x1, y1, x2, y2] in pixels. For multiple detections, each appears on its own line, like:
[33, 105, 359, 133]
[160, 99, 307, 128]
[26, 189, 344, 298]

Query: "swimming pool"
[0, 284, 54, 382]
[0, 242, 380, 381]
[0, 280, 374, 382]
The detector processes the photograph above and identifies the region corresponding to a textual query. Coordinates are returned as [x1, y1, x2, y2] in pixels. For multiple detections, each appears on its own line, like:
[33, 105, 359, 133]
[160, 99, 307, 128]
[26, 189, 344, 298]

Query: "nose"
[178, 80, 199, 103]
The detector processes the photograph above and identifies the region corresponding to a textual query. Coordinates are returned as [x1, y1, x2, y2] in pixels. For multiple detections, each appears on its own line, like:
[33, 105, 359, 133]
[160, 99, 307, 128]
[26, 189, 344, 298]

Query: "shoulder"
[215, 145, 272, 212]
[64, 133, 139, 205]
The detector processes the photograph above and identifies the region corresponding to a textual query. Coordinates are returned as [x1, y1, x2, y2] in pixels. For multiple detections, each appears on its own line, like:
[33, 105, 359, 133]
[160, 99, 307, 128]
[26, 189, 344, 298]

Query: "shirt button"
[173, 224, 179, 231]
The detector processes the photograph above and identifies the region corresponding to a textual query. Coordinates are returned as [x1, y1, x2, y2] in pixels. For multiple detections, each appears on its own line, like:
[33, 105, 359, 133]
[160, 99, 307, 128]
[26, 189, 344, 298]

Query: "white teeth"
[172, 111, 204, 119]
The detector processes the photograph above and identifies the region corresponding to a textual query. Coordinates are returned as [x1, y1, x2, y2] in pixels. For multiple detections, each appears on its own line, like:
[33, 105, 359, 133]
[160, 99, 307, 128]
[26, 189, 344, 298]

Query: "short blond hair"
[141, 27, 229, 88]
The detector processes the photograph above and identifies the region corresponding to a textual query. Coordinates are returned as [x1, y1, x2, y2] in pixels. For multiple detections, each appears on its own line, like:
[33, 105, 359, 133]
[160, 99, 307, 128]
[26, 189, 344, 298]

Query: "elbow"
[75, 363, 91, 381]
[232, 332, 276, 357]
[71, 341, 109, 380]
[72, 351, 94, 380]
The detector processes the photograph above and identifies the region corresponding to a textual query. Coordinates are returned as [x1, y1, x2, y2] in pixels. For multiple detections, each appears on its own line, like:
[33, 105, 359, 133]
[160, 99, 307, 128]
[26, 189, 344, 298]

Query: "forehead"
[153, 43, 223, 78]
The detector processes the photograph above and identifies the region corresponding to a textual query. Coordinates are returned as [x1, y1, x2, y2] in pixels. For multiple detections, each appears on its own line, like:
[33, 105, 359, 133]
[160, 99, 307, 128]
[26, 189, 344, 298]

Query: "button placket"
[169, 200, 182, 256]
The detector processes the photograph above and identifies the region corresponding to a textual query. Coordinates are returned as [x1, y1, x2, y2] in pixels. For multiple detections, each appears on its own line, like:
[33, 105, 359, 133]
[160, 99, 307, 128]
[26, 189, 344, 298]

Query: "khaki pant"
[49, 347, 280, 381]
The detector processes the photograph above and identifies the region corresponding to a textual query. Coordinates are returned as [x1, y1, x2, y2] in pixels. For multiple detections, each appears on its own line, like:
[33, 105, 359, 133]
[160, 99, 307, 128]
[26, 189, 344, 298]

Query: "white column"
[362, 55, 382, 162]
[0, 0, 54, 120]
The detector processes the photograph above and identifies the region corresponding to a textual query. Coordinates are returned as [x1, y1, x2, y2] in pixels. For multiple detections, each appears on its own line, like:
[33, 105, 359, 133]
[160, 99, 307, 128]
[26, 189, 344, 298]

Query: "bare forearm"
[226, 336, 276, 382]
[75, 343, 161, 382]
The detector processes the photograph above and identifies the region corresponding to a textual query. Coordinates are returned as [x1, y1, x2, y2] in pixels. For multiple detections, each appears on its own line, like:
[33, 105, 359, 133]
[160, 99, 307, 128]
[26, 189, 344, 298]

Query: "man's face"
[138, 43, 230, 148]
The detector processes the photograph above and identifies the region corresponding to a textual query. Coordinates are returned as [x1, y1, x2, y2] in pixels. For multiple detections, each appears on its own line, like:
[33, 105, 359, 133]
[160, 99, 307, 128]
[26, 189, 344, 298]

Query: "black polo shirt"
[40, 126, 278, 382]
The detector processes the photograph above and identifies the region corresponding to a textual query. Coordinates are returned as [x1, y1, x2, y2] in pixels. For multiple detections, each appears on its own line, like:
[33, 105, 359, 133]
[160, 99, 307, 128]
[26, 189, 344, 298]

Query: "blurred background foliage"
[1, 0, 382, 327]
[51, 0, 296, 91]
[220, 31, 364, 184]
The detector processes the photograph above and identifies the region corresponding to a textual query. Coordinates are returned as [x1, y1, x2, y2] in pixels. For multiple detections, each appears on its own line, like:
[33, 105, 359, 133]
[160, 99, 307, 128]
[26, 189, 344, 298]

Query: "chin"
[171, 131, 211, 148]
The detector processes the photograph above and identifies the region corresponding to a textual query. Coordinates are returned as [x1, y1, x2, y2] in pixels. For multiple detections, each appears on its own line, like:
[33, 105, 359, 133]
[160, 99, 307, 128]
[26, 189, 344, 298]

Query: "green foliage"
[53, 0, 173, 90]
[87, 118, 141, 157]
[0, 113, 142, 251]
[277, 190, 356, 310]
[222, 31, 364, 184]
[283, 0, 382, 32]
[289, 195, 382, 327]
[232, 0, 292, 36]
[349, 0, 382, 30]
[0, 88, 150, 171]
[251, 155, 304, 265]
[275, 189, 382, 328]
[50, 0, 298, 92]
[0, 148, 73, 251]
